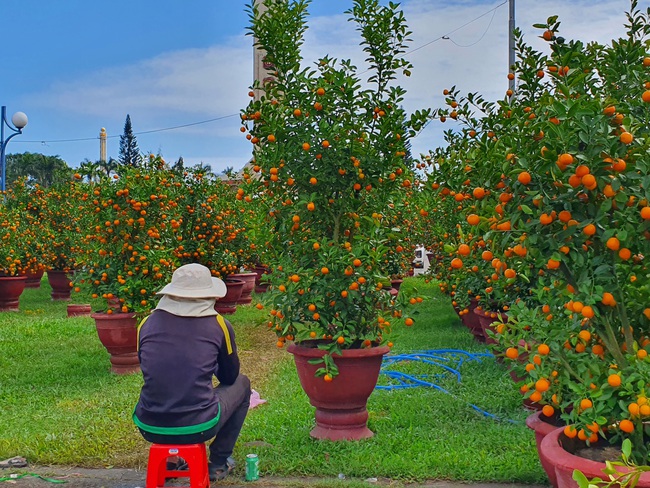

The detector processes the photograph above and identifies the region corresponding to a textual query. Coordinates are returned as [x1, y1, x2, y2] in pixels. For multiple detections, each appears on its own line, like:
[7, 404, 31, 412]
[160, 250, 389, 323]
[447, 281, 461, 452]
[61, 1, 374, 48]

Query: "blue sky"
[1, 0, 630, 173]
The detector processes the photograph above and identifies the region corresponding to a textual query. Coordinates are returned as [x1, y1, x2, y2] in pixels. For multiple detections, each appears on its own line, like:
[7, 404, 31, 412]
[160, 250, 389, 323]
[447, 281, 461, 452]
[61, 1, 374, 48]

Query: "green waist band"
[133, 404, 220, 435]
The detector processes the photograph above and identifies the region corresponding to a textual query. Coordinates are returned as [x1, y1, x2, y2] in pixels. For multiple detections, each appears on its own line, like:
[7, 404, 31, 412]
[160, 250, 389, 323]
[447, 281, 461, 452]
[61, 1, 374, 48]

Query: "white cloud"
[33, 36, 253, 121]
[24, 0, 634, 167]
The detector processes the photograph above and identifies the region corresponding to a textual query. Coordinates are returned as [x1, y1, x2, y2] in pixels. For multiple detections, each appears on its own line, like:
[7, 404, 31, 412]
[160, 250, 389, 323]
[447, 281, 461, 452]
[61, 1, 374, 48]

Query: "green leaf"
[572, 469, 593, 487]
[622, 438, 632, 458]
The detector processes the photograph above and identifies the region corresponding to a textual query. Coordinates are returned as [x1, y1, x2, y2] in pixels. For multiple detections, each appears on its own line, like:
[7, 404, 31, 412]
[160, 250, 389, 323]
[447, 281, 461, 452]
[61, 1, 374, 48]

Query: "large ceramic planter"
[388, 278, 403, 297]
[230, 272, 257, 305]
[215, 279, 244, 315]
[539, 426, 650, 488]
[24, 268, 45, 289]
[287, 342, 390, 441]
[476, 309, 508, 347]
[460, 301, 485, 342]
[253, 266, 270, 293]
[47, 270, 73, 301]
[0, 276, 27, 311]
[67, 304, 92, 317]
[91, 312, 140, 375]
[527, 410, 564, 487]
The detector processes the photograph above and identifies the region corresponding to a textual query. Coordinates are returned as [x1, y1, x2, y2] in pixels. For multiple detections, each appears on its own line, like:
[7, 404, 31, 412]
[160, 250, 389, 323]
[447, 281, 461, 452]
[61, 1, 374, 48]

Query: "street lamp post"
[1, 106, 29, 194]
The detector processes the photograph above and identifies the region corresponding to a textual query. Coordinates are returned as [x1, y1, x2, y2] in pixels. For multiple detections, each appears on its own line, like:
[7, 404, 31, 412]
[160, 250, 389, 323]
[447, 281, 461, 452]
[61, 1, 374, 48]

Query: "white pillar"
[99, 127, 107, 163]
[253, 0, 274, 101]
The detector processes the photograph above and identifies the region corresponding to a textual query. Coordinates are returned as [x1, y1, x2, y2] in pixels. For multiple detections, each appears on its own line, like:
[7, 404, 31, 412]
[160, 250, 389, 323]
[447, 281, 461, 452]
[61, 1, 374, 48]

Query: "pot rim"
[91, 312, 137, 320]
[540, 425, 650, 480]
[287, 342, 390, 359]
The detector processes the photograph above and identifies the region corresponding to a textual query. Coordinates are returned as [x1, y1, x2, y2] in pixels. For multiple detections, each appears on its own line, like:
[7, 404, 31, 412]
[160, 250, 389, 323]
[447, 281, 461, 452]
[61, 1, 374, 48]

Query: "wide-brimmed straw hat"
[156, 263, 227, 298]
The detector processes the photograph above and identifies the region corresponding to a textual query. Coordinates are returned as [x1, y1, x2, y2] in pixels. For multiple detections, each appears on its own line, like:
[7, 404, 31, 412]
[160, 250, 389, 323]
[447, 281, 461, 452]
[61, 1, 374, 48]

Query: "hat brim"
[156, 277, 227, 298]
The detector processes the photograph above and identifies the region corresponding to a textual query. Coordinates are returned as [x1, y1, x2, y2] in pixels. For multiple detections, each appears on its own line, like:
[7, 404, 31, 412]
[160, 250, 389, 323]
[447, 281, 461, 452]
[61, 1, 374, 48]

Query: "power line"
[131, 114, 239, 136]
[20, 113, 239, 144]
[445, 6, 500, 48]
[17, 1, 508, 146]
[406, 0, 507, 55]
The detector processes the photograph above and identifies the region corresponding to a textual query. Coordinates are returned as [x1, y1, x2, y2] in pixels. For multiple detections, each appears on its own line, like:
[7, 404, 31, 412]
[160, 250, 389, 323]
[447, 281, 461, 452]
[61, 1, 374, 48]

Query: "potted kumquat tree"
[0, 205, 35, 311]
[74, 157, 183, 373]
[41, 181, 86, 300]
[239, 0, 431, 440]
[74, 157, 256, 371]
[3, 179, 50, 289]
[420, 2, 650, 485]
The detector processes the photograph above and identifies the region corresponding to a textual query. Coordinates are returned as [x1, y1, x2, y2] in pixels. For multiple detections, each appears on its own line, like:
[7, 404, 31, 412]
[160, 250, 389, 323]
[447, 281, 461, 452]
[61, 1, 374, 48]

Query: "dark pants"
[139, 374, 251, 466]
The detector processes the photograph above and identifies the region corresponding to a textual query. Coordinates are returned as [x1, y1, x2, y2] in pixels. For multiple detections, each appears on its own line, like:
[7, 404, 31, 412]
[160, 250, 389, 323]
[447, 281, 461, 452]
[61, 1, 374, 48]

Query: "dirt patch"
[237, 321, 287, 390]
[574, 445, 624, 463]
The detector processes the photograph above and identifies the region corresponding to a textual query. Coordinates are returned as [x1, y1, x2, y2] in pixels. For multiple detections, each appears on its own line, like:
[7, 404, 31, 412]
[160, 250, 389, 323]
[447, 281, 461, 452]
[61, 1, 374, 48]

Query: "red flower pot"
[477, 309, 507, 346]
[287, 342, 389, 441]
[230, 272, 257, 305]
[253, 266, 270, 293]
[526, 410, 564, 487]
[388, 278, 404, 297]
[24, 268, 45, 288]
[0, 276, 27, 311]
[539, 426, 650, 488]
[67, 304, 92, 317]
[253, 265, 269, 286]
[92, 312, 140, 375]
[215, 279, 244, 315]
[460, 301, 485, 342]
[47, 270, 73, 301]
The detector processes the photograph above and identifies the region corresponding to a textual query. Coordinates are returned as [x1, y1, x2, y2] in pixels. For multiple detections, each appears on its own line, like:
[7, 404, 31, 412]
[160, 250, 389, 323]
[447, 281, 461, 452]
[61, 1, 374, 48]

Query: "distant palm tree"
[97, 157, 118, 177]
[78, 159, 102, 182]
[195, 162, 214, 175]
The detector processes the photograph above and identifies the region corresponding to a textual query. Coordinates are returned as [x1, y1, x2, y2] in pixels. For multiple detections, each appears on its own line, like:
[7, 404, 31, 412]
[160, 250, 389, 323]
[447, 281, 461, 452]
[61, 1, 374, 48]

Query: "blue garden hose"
[377, 349, 520, 423]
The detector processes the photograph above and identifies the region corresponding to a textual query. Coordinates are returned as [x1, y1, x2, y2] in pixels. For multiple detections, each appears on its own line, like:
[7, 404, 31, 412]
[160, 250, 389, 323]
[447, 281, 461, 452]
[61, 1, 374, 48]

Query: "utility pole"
[508, 0, 516, 93]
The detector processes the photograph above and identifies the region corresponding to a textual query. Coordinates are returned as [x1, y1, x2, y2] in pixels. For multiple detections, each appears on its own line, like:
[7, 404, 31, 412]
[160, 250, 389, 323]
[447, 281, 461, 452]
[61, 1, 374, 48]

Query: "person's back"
[133, 264, 250, 481]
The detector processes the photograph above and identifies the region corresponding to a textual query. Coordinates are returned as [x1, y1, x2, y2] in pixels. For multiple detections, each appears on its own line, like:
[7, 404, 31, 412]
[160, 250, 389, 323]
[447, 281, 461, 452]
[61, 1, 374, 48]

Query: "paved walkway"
[1, 465, 551, 488]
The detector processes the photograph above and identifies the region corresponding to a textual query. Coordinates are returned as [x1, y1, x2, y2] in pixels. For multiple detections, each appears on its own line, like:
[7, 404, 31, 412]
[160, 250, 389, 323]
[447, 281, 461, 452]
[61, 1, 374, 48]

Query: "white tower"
[253, 0, 275, 101]
[99, 128, 107, 163]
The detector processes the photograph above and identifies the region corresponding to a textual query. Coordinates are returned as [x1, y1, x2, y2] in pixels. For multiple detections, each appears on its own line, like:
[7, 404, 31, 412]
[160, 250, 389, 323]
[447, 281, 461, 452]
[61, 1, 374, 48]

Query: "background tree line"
[1, 114, 223, 189]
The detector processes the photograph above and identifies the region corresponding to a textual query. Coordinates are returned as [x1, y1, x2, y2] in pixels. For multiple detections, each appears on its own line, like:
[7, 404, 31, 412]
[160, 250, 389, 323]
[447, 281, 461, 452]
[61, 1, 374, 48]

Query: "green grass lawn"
[0, 276, 547, 484]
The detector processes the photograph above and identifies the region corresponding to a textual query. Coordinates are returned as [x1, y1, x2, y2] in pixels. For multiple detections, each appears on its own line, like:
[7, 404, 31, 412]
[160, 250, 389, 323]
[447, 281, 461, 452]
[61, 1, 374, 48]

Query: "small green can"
[245, 453, 259, 481]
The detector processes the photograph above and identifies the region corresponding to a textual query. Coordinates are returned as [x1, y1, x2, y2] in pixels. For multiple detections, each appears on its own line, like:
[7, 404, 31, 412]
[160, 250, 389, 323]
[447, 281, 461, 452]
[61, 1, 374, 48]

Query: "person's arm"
[215, 316, 240, 385]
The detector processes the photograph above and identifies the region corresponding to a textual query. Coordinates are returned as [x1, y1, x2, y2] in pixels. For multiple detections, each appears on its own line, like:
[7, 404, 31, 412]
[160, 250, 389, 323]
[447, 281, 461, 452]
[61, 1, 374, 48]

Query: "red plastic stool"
[145, 443, 209, 488]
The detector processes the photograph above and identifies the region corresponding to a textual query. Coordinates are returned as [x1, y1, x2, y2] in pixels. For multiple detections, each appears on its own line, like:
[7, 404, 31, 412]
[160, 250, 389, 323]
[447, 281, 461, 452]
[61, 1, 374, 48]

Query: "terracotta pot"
[67, 304, 92, 317]
[252, 265, 269, 286]
[229, 272, 257, 305]
[0, 276, 27, 311]
[253, 266, 270, 293]
[92, 312, 140, 374]
[460, 301, 485, 342]
[526, 411, 564, 487]
[47, 270, 73, 301]
[215, 279, 244, 315]
[255, 282, 270, 294]
[389, 278, 403, 297]
[24, 268, 45, 288]
[539, 426, 650, 488]
[287, 342, 389, 441]
[477, 309, 508, 346]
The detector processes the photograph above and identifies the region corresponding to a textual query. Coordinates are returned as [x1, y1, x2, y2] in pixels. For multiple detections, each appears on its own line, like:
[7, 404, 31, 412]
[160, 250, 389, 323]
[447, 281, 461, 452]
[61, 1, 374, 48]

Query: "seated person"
[133, 263, 251, 481]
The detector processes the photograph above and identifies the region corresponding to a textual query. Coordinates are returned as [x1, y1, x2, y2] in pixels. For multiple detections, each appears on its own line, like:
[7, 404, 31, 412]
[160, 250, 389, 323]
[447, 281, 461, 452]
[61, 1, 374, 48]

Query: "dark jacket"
[133, 310, 239, 435]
